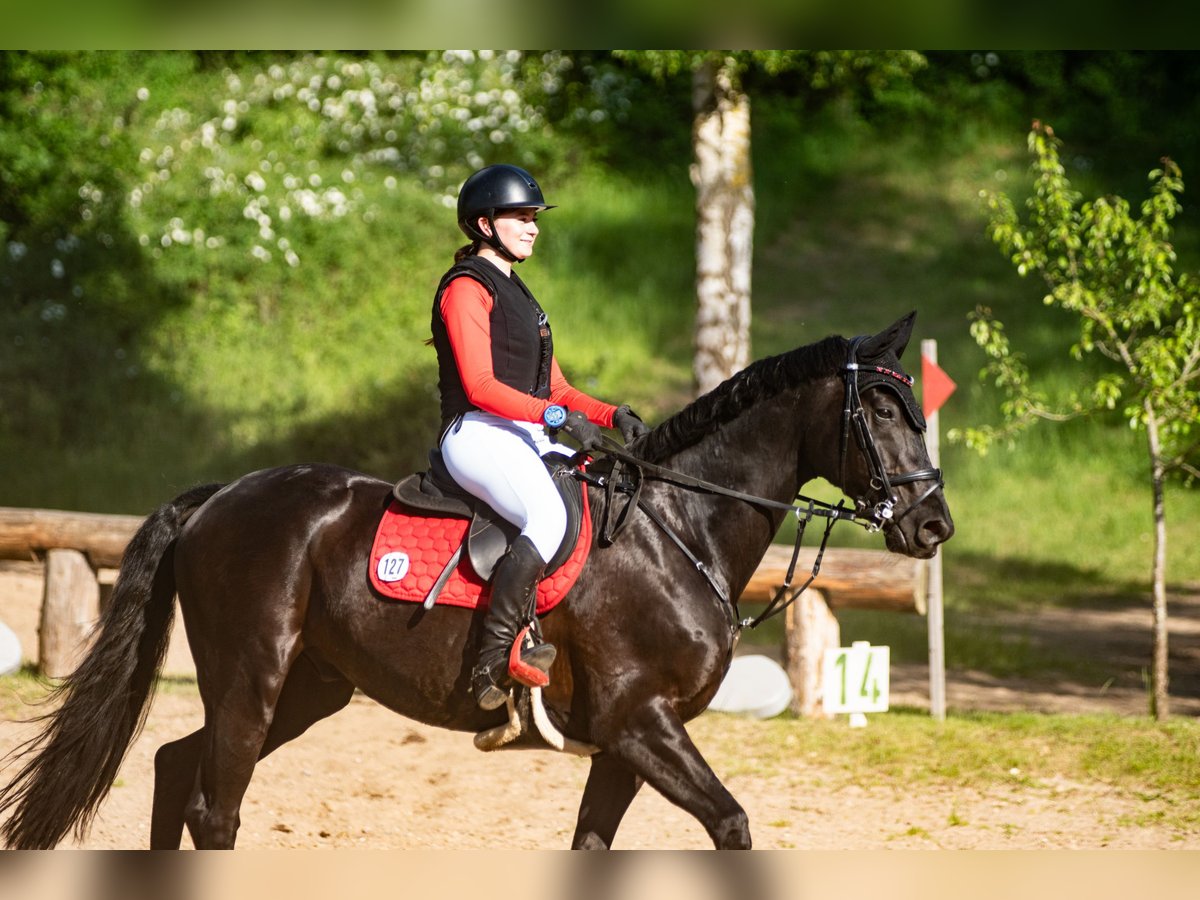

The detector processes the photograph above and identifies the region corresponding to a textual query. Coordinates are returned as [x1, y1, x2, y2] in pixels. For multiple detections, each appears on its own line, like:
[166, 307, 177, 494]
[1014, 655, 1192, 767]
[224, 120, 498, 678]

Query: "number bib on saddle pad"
[368, 489, 592, 613]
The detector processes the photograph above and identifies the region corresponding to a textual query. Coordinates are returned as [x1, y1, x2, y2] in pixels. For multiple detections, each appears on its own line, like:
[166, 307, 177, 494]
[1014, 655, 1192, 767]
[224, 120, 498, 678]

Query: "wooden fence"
[0, 506, 923, 713]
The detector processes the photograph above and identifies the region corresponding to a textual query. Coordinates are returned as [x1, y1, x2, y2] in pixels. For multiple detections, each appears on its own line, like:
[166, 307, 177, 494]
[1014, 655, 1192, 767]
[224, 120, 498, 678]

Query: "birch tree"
[959, 122, 1200, 719]
[619, 51, 925, 395]
[689, 55, 755, 394]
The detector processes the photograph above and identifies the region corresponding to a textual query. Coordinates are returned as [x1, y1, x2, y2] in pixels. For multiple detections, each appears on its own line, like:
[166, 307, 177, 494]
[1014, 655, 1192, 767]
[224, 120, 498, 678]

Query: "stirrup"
[508, 625, 556, 689]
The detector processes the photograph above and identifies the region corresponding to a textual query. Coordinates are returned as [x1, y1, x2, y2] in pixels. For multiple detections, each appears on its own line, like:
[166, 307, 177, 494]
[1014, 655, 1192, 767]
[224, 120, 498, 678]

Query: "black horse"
[0, 313, 952, 849]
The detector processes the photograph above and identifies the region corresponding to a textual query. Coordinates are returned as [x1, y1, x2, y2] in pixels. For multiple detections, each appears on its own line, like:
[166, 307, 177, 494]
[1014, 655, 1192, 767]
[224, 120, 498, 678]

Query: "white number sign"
[822, 642, 890, 715]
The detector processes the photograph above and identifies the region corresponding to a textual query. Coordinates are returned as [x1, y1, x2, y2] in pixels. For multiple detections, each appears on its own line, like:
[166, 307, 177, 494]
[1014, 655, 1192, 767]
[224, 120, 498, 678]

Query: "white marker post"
[822, 641, 890, 727]
[920, 339, 954, 723]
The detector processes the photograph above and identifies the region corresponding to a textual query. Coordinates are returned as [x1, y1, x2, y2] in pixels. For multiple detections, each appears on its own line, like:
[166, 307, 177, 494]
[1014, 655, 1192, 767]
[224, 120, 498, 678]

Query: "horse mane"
[634, 334, 848, 463]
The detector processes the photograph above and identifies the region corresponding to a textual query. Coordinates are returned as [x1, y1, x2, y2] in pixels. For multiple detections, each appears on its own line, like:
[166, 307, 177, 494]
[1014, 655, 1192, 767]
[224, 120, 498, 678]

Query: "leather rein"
[579, 338, 943, 634]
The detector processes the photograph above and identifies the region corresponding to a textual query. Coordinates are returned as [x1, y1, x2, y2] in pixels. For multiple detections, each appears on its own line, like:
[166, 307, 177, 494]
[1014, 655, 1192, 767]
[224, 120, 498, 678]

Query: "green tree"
[616, 51, 925, 395]
[959, 122, 1200, 719]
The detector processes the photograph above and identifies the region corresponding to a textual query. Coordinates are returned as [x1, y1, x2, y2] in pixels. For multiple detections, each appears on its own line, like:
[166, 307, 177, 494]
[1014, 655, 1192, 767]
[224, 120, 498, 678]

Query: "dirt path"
[1, 689, 1184, 851]
[2, 563, 1198, 849]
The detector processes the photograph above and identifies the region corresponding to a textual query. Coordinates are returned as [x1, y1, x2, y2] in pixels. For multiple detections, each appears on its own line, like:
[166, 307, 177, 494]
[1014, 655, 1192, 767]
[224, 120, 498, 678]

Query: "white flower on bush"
[127, 51, 620, 273]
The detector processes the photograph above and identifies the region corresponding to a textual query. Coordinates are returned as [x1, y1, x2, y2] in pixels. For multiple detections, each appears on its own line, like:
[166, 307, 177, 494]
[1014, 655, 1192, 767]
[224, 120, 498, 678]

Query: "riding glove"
[559, 410, 603, 451]
[613, 405, 650, 443]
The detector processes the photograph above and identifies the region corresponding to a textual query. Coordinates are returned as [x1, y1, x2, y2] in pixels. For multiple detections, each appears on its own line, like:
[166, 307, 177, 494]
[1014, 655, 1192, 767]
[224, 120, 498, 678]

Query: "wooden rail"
[0, 507, 141, 569]
[0, 506, 925, 715]
[740, 543, 924, 614]
[0, 507, 142, 677]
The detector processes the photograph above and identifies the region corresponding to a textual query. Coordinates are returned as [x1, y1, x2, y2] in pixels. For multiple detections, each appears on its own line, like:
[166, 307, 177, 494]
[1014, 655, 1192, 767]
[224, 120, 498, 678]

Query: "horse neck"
[652, 378, 835, 589]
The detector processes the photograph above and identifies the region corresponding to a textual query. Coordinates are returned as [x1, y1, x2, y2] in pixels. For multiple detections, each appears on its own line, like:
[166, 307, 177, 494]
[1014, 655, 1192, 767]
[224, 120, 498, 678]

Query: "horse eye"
[876, 406, 895, 421]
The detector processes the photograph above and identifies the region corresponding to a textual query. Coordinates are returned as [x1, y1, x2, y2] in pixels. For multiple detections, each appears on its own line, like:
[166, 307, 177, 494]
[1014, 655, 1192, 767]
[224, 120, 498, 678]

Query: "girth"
[391, 450, 584, 581]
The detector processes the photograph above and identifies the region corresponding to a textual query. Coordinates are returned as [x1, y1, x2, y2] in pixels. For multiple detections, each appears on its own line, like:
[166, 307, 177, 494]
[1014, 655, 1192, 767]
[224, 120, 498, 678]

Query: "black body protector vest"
[431, 255, 554, 423]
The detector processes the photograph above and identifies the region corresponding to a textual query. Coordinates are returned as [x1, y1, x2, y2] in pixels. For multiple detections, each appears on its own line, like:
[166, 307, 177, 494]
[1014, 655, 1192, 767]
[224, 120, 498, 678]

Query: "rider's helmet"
[457, 164, 555, 260]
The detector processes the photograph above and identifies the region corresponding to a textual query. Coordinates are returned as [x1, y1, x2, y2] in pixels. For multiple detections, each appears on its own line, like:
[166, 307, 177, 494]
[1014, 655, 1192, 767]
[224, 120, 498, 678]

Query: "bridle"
[839, 336, 944, 532]
[579, 335, 944, 632]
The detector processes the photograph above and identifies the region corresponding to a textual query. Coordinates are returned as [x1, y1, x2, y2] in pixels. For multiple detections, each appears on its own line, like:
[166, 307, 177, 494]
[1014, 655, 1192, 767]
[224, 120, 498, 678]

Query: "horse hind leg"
[150, 653, 354, 849]
[150, 730, 204, 849]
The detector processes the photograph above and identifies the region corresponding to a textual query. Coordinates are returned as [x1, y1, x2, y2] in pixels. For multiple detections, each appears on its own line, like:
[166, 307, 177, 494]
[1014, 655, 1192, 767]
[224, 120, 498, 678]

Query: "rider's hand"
[613, 405, 650, 444]
[560, 410, 603, 451]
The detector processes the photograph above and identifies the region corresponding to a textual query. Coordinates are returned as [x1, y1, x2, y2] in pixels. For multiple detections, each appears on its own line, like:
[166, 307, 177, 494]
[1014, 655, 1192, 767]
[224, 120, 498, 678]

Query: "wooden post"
[39, 548, 100, 679]
[783, 588, 840, 718]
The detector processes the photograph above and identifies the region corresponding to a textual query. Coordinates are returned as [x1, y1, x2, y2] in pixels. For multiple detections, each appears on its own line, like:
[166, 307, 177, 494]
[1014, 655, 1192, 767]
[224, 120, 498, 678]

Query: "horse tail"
[0, 482, 224, 849]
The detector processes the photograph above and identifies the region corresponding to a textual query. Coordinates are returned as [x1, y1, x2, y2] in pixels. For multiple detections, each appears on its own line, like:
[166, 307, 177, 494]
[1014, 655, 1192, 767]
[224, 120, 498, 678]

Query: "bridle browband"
[580, 335, 944, 633]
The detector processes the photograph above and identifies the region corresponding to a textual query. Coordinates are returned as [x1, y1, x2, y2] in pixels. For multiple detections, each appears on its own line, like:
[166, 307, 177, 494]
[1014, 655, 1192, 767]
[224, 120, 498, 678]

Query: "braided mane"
[634, 335, 848, 463]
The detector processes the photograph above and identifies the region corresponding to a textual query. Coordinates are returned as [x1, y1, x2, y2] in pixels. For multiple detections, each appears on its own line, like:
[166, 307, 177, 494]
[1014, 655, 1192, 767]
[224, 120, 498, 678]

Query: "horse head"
[830, 311, 954, 558]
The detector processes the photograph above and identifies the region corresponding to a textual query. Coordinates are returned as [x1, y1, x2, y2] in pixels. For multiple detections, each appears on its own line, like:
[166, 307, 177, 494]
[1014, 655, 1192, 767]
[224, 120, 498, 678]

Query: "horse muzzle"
[884, 489, 954, 559]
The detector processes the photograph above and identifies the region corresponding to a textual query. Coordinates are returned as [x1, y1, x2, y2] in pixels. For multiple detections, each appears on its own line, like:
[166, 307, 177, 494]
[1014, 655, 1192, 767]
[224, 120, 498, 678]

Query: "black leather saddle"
[391, 450, 585, 583]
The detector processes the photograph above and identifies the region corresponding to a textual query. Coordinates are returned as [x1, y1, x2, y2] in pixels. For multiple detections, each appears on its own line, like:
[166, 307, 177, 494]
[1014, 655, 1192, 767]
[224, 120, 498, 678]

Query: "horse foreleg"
[571, 752, 644, 849]
[602, 696, 750, 849]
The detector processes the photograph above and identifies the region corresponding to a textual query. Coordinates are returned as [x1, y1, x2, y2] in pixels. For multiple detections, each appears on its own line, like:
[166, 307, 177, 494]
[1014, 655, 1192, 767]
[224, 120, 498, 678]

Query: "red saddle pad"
[368, 488, 591, 615]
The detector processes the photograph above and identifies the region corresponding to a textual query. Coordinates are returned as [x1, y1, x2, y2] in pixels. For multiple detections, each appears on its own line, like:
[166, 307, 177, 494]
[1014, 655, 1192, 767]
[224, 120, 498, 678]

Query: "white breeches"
[439, 410, 574, 563]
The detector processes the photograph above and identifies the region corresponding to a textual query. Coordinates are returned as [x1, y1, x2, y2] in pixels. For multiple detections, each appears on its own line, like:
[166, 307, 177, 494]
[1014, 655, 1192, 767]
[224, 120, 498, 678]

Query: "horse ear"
[859, 311, 917, 360]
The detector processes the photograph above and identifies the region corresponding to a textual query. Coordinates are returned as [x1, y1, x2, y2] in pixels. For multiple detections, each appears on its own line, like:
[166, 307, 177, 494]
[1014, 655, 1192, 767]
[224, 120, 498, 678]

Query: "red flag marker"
[921, 354, 956, 417]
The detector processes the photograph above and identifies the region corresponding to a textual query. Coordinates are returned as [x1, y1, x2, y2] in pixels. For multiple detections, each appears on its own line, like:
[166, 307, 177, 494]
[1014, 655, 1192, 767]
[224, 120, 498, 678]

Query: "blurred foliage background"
[2, 50, 1199, 616]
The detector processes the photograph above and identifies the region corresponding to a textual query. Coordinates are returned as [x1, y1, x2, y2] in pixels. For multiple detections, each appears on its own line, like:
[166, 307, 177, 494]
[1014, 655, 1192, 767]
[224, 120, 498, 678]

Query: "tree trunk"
[1146, 412, 1170, 720]
[690, 56, 754, 397]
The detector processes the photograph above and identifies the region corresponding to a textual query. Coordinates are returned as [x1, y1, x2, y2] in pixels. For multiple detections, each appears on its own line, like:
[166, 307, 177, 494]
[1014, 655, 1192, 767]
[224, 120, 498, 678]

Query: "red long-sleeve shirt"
[440, 276, 617, 427]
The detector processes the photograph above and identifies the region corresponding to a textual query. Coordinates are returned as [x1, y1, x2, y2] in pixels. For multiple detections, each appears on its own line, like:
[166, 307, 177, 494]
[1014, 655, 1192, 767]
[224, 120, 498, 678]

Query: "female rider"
[431, 164, 650, 711]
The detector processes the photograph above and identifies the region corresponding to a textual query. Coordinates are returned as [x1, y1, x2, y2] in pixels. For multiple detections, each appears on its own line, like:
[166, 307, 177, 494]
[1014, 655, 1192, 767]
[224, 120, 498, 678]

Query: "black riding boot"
[472, 535, 557, 710]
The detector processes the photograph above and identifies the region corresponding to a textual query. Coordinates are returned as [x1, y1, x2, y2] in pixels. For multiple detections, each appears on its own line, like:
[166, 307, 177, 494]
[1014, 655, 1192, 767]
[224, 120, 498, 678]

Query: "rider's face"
[479, 208, 540, 260]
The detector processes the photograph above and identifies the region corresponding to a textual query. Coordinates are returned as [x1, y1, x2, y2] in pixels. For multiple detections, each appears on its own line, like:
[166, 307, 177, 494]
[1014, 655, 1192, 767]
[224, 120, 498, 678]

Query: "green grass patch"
[690, 708, 1200, 832]
[0, 667, 198, 722]
[0, 665, 55, 720]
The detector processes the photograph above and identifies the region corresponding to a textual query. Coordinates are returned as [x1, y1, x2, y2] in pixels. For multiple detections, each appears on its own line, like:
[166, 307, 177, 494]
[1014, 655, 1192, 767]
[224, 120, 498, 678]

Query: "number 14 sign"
[822, 642, 890, 715]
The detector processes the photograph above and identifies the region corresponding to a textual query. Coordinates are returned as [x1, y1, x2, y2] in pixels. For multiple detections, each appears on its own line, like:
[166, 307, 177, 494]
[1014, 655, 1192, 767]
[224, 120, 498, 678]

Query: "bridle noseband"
[839, 336, 944, 532]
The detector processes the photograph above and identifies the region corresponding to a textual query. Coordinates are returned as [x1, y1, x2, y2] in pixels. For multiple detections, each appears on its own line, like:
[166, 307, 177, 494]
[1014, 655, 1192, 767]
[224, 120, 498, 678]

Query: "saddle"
[374, 448, 585, 614]
[392, 449, 584, 578]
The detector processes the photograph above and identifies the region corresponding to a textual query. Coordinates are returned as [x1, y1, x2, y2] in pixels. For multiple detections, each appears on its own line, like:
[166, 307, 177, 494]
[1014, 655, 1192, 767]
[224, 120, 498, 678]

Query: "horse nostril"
[920, 517, 953, 546]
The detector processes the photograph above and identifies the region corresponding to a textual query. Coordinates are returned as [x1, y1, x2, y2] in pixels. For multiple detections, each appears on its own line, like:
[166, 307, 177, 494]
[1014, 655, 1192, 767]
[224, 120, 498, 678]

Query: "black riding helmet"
[457, 164, 555, 262]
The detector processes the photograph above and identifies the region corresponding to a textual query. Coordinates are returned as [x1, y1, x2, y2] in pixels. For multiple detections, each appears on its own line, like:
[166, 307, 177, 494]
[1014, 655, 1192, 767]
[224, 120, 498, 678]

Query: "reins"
[580, 436, 858, 632]
[575, 336, 944, 635]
